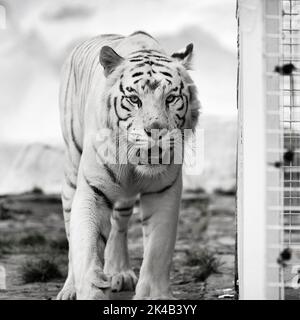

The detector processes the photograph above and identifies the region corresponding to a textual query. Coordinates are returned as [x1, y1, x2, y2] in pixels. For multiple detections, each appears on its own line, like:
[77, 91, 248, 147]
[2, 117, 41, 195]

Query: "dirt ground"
[0, 191, 236, 300]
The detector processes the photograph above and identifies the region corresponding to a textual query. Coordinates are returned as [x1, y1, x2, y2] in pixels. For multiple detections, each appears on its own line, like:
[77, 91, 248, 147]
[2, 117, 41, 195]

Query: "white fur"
[57, 32, 200, 300]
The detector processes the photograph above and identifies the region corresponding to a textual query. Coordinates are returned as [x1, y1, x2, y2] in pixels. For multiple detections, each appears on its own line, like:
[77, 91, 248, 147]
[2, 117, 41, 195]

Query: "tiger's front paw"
[57, 277, 76, 300]
[77, 271, 111, 300]
[133, 279, 174, 300]
[111, 269, 138, 292]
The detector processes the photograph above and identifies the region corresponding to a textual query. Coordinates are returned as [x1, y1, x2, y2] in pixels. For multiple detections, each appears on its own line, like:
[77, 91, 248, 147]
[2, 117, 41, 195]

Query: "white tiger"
[57, 31, 200, 300]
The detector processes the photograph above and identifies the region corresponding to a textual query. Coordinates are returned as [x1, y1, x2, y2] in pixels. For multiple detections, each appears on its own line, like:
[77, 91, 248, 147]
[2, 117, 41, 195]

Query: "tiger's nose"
[144, 122, 167, 138]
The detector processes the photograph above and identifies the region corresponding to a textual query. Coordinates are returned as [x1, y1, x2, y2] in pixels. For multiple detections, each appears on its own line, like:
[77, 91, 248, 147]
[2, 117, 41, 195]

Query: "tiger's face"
[100, 45, 200, 176]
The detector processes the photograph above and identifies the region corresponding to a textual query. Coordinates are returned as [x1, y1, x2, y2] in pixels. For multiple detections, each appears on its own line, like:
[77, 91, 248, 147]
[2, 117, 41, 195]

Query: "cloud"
[43, 4, 95, 21]
[0, 0, 237, 144]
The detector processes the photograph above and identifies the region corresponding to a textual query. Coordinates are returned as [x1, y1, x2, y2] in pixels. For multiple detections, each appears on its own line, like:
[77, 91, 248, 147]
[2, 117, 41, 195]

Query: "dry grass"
[49, 237, 68, 251]
[185, 249, 222, 282]
[0, 193, 236, 299]
[19, 233, 47, 246]
[21, 258, 63, 283]
[0, 237, 12, 255]
[0, 230, 68, 283]
[0, 231, 69, 259]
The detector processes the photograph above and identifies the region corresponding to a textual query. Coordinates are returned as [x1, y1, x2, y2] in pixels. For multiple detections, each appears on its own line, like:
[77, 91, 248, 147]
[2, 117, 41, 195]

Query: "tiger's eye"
[166, 95, 177, 104]
[129, 95, 140, 104]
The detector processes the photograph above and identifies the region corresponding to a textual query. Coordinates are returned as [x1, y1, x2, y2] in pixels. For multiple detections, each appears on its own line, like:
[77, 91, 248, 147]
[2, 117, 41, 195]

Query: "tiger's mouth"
[123, 129, 183, 168]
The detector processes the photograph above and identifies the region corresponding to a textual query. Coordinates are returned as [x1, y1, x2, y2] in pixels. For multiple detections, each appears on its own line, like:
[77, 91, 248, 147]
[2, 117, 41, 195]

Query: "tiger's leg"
[57, 169, 77, 300]
[70, 168, 112, 300]
[104, 201, 138, 292]
[134, 174, 182, 300]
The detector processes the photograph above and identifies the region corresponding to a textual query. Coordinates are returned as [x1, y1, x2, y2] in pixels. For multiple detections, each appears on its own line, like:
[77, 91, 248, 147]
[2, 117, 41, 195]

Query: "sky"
[19, 0, 237, 53]
[0, 0, 237, 144]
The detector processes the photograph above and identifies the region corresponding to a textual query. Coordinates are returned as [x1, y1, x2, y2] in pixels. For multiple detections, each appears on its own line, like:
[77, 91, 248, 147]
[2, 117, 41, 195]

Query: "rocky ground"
[0, 191, 236, 300]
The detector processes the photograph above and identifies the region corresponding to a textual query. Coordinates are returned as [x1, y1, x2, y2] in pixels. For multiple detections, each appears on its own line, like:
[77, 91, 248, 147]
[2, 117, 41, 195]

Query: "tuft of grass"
[21, 258, 63, 283]
[0, 233, 47, 254]
[0, 237, 14, 254]
[50, 237, 69, 251]
[0, 233, 69, 255]
[185, 249, 222, 282]
[19, 233, 46, 246]
[0, 204, 12, 220]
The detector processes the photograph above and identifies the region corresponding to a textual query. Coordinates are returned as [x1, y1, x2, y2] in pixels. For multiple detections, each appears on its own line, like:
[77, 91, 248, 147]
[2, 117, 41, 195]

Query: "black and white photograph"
[0, 0, 298, 307]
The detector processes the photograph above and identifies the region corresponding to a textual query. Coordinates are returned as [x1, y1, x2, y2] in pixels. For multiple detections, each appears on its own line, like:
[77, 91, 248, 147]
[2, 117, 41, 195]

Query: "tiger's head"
[99, 43, 200, 176]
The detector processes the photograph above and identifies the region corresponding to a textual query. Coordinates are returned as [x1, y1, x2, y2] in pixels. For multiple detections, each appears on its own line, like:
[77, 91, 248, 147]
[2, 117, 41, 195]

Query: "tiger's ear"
[100, 46, 124, 76]
[171, 43, 193, 69]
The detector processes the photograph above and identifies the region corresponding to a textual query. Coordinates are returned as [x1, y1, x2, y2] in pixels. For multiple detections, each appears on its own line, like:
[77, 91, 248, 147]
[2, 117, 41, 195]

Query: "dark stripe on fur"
[65, 174, 77, 189]
[119, 81, 125, 94]
[126, 86, 137, 93]
[85, 176, 113, 210]
[152, 62, 170, 68]
[147, 54, 168, 59]
[155, 59, 172, 63]
[131, 63, 145, 69]
[177, 103, 185, 111]
[114, 96, 131, 126]
[141, 214, 152, 225]
[142, 173, 179, 196]
[160, 71, 173, 78]
[152, 57, 172, 62]
[103, 163, 119, 185]
[180, 80, 184, 91]
[107, 94, 112, 110]
[129, 54, 146, 59]
[127, 122, 133, 130]
[99, 232, 107, 245]
[176, 114, 184, 120]
[121, 102, 131, 112]
[132, 72, 144, 77]
[142, 183, 173, 196]
[129, 58, 144, 62]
